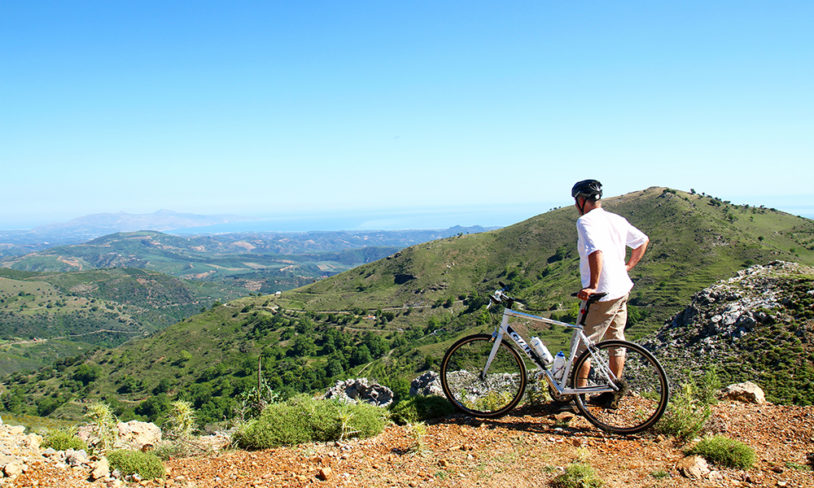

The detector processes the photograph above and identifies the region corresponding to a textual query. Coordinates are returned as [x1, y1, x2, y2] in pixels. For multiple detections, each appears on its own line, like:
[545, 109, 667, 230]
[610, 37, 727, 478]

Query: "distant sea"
[172, 204, 558, 234]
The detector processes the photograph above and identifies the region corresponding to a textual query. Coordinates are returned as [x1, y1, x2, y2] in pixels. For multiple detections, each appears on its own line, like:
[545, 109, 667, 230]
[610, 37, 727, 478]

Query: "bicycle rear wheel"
[440, 334, 527, 418]
[571, 340, 669, 434]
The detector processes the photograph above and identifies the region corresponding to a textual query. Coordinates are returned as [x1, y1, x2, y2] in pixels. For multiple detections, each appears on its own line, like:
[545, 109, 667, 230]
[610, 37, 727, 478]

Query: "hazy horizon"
[2, 191, 811, 234]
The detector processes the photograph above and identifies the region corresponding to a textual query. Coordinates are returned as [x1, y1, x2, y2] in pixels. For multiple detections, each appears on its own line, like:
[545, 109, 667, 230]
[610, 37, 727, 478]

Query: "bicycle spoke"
[441, 335, 527, 417]
[572, 340, 669, 434]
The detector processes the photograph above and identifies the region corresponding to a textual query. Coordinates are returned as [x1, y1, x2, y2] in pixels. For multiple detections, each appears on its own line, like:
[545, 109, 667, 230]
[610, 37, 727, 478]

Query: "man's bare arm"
[626, 239, 649, 272]
[577, 250, 603, 300]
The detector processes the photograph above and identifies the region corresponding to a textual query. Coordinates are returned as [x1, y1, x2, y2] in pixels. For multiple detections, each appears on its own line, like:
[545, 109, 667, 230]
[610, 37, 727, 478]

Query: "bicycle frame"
[484, 303, 620, 397]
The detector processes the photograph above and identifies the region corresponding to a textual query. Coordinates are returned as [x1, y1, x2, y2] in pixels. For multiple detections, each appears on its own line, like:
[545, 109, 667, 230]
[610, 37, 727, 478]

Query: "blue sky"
[2, 1, 812, 229]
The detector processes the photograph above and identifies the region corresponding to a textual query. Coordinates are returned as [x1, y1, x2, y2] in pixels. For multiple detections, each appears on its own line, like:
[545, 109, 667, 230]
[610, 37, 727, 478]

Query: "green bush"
[232, 395, 387, 450]
[107, 450, 166, 480]
[551, 463, 604, 488]
[686, 436, 755, 469]
[41, 429, 88, 452]
[694, 368, 722, 406]
[389, 396, 455, 425]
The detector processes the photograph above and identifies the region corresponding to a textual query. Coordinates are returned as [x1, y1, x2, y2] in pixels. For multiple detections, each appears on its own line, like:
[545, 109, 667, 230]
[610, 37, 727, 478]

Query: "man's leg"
[610, 355, 625, 379]
[606, 296, 628, 381]
[574, 295, 628, 387]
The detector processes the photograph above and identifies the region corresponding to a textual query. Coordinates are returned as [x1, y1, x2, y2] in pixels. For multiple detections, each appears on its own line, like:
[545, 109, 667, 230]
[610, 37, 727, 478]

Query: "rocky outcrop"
[324, 378, 394, 407]
[0, 417, 167, 485]
[77, 419, 163, 452]
[116, 420, 162, 451]
[641, 261, 813, 396]
[409, 371, 444, 397]
[0, 417, 42, 481]
[720, 381, 766, 404]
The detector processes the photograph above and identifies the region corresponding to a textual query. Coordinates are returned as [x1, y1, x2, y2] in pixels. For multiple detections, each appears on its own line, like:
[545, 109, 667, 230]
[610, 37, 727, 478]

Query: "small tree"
[73, 364, 101, 386]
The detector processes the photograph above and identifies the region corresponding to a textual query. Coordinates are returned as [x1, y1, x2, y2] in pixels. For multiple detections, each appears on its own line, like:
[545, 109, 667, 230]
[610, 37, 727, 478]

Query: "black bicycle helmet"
[571, 179, 603, 201]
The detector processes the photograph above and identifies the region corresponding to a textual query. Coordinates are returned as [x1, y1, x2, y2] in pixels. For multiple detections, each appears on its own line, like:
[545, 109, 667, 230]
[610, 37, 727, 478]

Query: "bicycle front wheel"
[440, 334, 527, 418]
[572, 340, 669, 434]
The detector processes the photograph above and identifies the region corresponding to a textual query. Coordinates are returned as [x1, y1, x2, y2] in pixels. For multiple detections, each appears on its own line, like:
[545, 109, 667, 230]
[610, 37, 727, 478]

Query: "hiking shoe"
[614, 378, 629, 397]
[552, 401, 579, 414]
[589, 392, 617, 409]
[589, 379, 629, 410]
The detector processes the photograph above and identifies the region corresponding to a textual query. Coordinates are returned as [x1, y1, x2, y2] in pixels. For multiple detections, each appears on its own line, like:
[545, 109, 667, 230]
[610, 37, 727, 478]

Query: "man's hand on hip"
[577, 288, 598, 301]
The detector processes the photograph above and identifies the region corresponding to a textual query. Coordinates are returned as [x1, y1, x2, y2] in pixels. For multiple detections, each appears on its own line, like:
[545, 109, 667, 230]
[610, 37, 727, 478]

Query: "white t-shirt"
[576, 208, 648, 301]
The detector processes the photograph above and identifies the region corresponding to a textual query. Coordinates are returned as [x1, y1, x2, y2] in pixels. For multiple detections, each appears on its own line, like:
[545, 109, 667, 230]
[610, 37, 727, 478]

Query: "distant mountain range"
[0, 210, 242, 255]
[0, 209, 495, 258]
[0, 226, 491, 291]
[33, 209, 240, 235]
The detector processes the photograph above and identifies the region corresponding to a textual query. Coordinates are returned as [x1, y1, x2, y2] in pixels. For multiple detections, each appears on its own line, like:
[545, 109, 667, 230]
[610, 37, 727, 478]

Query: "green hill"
[2, 188, 812, 423]
[0, 267, 233, 374]
[282, 187, 812, 325]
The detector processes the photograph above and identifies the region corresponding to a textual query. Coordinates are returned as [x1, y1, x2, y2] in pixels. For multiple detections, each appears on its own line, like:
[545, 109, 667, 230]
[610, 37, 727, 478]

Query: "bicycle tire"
[440, 334, 527, 418]
[571, 340, 669, 434]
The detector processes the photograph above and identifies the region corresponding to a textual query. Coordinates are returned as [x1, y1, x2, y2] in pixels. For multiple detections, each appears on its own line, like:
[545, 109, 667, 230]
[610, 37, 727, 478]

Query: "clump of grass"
[152, 441, 194, 461]
[107, 449, 166, 480]
[232, 395, 387, 450]
[389, 396, 455, 425]
[40, 428, 88, 452]
[574, 447, 591, 463]
[232, 375, 280, 422]
[656, 383, 710, 440]
[407, 422, 429, 456]
[785, 461, 812, 472]
[694, 368, 721, 406]
[151, 438, 218, 461]
[523, 378, 552, 407]
[686, 435, 755, 469]
[551, 462, 604, 488]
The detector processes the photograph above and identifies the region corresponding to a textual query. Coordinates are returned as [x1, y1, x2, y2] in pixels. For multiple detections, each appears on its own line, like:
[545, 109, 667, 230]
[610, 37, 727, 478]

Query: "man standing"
[571, 179, 649, 396]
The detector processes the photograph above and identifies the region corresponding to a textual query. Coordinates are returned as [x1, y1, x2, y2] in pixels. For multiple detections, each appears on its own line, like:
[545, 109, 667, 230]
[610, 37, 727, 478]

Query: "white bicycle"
[440, 284, 669, 434]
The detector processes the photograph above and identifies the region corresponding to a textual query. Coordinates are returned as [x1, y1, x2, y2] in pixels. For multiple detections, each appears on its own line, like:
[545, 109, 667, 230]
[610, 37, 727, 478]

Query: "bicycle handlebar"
[489, 285, 607, 309]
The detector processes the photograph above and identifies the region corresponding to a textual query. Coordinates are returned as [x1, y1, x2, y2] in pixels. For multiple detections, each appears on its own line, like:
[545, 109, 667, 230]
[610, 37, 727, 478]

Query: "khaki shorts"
[574, 294, 628, 358]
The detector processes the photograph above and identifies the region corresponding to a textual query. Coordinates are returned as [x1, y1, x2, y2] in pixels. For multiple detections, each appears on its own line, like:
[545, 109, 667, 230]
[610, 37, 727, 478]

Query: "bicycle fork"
[481, 314, 512, 380]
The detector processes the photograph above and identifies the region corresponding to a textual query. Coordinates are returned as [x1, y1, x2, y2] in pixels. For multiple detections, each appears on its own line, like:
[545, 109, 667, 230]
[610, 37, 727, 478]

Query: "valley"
[0, 227, 488, 373]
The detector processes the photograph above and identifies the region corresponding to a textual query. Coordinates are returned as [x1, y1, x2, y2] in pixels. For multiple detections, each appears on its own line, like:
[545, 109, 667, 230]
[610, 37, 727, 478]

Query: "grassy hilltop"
[283, 187, 812, 323]
[2, 187, 812, 423]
